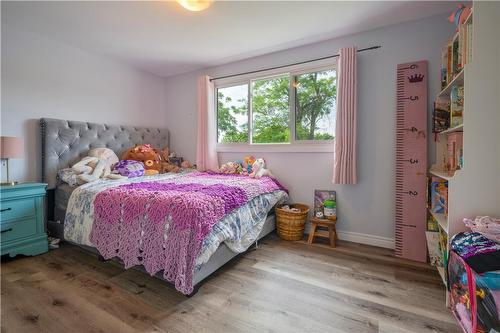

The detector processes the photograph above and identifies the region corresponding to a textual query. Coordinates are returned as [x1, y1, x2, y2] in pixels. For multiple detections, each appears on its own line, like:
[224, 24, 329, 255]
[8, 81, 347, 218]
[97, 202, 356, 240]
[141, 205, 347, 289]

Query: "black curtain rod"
[210, 45, 381, 82]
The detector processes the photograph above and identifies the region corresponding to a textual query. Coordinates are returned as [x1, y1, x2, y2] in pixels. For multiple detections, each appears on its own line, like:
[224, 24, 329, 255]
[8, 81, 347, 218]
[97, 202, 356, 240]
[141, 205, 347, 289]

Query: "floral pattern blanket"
[64, 172, 287, 294]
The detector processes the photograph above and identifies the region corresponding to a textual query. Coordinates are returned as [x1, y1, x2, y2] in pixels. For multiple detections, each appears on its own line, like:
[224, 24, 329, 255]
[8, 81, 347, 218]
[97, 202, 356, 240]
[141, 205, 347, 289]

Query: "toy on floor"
[122, 144, 162, 176]
[249, 158, 273, 179]
[72, 148, 126, 184]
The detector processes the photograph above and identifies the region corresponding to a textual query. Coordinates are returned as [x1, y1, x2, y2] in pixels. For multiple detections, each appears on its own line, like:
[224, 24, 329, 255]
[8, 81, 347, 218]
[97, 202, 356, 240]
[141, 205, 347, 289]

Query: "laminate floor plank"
[1, 234, 460, 333]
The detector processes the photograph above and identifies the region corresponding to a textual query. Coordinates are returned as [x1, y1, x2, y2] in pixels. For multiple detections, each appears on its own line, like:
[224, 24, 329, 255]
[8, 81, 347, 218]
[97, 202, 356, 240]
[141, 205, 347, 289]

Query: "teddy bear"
[122, 144, 162, 176]
[157, 148, 181, 173]
[71, 148, 126, 184]
[249, 158, 273, 179]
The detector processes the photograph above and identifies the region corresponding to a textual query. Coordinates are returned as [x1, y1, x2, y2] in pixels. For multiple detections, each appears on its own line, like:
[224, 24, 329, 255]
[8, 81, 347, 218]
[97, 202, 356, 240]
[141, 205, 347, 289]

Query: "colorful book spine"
[458, 25, 465, 70]
[447, 40, 453, 83]
[447, 132, 463, 172]
[452, 33, 460, 76]
[467, 21, 473, 64]
[441, 46, 448, 89]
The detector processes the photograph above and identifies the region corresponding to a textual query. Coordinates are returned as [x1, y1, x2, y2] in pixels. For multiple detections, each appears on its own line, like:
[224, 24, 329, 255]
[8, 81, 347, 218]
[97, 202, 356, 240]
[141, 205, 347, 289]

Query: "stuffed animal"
[113, 160, 145, 178]
[448, 4, 471, 27]
[158, 148, 181, 173]
[71, 148, 125, 184]
[249, 158, 273, 179]
[122, 144, 162, 176]
[180, 160, 193, 169]
[242, 155, 256, 175]
[219, 161, 242, 174]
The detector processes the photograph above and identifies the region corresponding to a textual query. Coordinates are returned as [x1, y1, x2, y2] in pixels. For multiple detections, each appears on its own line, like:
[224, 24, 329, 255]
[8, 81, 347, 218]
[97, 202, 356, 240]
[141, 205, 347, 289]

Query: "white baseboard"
[336, 230, 395, 249]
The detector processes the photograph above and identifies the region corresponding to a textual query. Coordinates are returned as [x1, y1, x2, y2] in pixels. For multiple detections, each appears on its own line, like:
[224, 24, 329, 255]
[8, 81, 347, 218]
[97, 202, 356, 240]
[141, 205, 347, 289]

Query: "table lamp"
[0, 136, 24, 186]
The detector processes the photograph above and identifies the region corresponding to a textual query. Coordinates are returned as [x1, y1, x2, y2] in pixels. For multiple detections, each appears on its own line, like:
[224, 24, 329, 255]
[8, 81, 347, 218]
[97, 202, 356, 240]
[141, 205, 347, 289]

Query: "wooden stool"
[308, 217, 337, 247]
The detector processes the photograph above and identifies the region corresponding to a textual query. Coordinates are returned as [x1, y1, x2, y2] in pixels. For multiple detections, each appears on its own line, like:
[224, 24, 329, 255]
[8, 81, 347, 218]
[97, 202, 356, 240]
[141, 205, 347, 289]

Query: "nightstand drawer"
[0, 218, 37, 243]
[0, 198, 36, 223]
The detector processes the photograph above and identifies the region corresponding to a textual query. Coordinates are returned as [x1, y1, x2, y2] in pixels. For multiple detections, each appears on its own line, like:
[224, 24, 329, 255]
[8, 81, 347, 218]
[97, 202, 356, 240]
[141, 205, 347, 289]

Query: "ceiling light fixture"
[177, 0, 213, 12]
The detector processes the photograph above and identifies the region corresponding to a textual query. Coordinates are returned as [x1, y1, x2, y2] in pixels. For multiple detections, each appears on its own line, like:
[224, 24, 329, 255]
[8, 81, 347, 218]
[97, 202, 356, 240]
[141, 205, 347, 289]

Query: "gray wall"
[1, 27, 167, 182]
[163, 15, 454, 246]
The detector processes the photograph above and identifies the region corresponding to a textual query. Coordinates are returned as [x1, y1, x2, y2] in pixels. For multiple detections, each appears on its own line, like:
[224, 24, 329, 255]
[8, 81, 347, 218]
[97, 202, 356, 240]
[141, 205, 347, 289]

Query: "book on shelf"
[447, 132, 464, 172]
[441, 46, 448, 90]
[433, 97, 451, 133]
[426, 231, 443, 267]
[447, 40, 453, 84]
[453, 34, 461, 74]
[439, 19, 473, 88]
[467, 21, 473, 64]
[458, 25, 465, 71]
[430, 177, 448, 217]
[450, 85, 464, 128]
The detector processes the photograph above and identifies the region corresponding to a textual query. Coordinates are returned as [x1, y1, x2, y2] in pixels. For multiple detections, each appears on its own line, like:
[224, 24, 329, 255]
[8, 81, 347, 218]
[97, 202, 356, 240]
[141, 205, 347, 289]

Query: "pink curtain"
[196, 75, 219, 171]
[333, 47, 357, 184]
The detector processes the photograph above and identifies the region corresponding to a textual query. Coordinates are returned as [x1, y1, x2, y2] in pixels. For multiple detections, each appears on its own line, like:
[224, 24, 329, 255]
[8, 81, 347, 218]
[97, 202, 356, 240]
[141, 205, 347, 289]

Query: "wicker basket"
[275, 203, 310, 241]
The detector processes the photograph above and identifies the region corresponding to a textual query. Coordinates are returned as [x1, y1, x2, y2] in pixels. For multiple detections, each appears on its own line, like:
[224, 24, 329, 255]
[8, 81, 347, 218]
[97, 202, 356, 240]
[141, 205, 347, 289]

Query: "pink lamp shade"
[0, 136, 24, 159]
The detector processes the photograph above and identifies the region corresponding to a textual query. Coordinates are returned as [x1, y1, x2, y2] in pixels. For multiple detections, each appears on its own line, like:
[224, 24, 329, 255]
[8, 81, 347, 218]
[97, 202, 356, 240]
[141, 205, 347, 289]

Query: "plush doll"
[112, 160, 145, 178]
[242, 155, 256, 175]
[122, 144, 162, 176]
[249, 158, 273, 179]
[448, 4, 471, 27]
[71, 148, 125, 184]
[180, 160, 193, 169]
[218, 161, 242, 174]
[158, 148, 181, 173]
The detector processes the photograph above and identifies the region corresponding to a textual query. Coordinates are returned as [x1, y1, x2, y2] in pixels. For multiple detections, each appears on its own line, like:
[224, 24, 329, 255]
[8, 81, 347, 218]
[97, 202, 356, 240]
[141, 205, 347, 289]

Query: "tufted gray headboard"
[40, 118, 169, 189]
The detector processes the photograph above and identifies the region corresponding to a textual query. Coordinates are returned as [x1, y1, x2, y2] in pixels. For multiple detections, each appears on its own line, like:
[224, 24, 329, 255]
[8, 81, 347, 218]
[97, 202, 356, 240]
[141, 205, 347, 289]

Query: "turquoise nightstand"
[1, 183, 49, 257]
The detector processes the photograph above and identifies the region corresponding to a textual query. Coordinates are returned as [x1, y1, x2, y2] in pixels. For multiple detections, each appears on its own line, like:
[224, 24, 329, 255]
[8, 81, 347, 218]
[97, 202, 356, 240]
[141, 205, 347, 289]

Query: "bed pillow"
[113, 160, 145, 178]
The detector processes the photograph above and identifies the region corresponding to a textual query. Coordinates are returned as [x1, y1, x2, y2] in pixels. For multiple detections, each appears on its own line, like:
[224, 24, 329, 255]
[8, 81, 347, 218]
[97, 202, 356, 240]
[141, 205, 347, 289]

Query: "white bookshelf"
[428, 2, 500, 304]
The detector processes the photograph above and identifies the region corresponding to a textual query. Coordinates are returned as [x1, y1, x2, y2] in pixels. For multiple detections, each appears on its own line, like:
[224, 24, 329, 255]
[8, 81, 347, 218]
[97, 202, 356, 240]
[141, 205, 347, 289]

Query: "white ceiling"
[2, 1, 456, 78]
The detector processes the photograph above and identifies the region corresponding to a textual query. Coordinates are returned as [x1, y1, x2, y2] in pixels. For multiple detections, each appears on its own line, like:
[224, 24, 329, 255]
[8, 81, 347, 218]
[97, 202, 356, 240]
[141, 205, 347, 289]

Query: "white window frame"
[214, 58, 336, 153]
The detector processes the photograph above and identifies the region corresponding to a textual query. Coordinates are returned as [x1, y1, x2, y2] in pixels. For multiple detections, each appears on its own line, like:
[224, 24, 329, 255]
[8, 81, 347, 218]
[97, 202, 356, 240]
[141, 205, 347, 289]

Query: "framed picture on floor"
[314, 190, 336, 219]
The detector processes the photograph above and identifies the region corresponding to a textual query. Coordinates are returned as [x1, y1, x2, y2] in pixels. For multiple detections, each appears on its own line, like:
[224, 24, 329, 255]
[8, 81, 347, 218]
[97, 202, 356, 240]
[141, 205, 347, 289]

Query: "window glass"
[217, 84, 248, 143]
[294, 69, 336, 140]
[251, 76, 290, 143]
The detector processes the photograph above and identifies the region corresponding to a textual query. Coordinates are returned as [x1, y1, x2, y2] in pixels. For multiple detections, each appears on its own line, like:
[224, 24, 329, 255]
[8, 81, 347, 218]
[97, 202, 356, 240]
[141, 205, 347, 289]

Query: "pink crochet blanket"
[89, 172, 286, 294]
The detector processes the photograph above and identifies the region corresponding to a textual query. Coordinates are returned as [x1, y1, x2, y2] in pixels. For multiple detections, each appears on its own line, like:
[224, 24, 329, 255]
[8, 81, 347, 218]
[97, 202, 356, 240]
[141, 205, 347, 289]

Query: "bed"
[40, 118, 288, 295]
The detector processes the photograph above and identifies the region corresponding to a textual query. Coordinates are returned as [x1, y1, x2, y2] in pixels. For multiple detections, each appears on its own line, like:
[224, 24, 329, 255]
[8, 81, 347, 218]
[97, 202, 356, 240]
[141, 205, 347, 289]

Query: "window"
[215, 63, 336, 151]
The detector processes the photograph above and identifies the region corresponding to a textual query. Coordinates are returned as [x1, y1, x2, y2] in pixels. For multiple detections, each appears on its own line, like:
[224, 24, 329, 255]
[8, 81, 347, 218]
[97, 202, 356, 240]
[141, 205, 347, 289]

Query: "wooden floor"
[1, 234, 460, 333]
